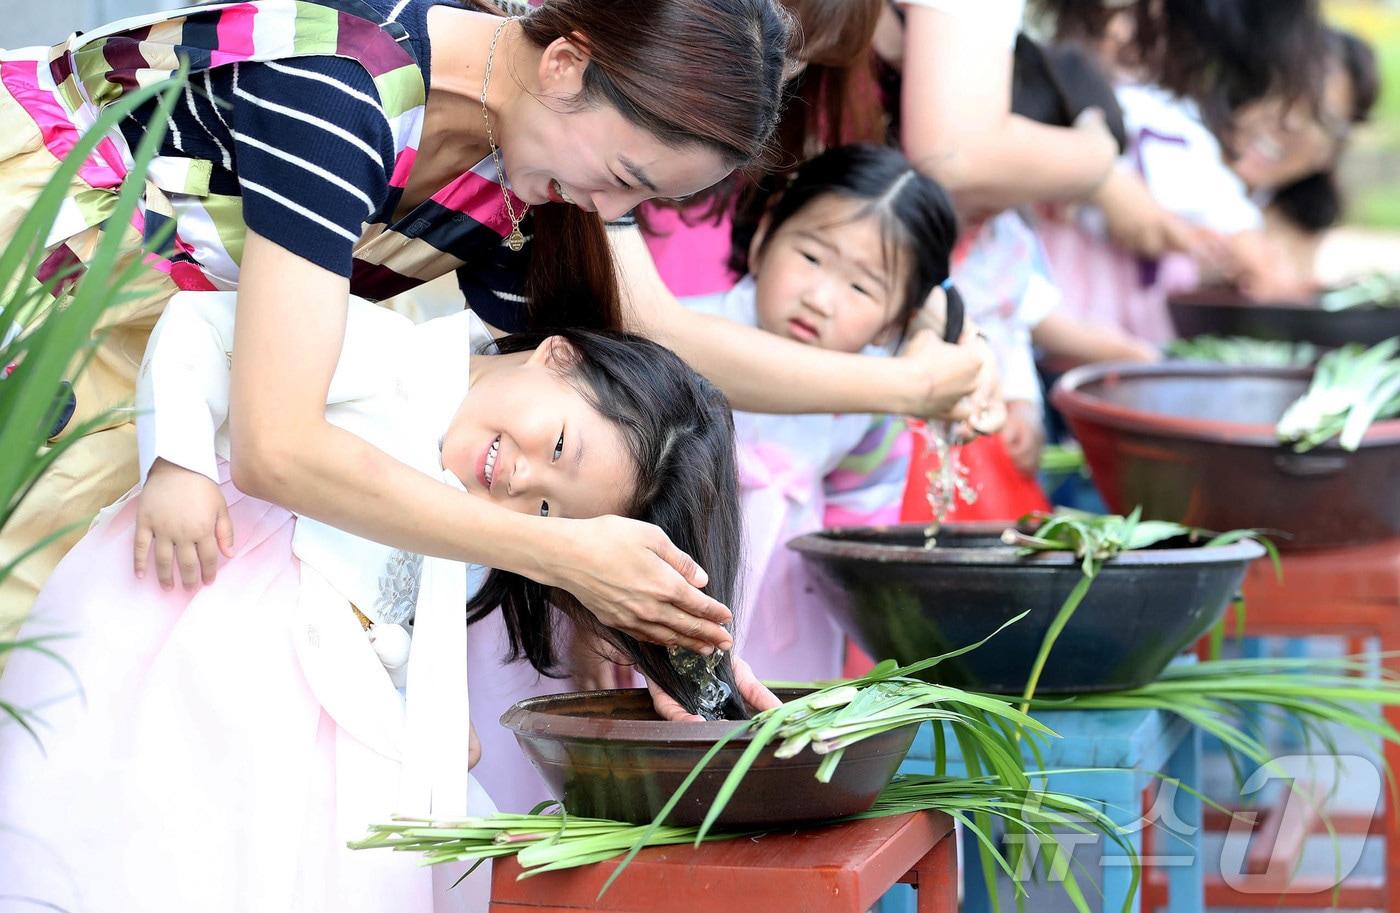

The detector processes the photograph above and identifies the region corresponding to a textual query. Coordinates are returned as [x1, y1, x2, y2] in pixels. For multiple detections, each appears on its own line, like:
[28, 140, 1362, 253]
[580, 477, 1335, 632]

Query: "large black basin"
[789, 524, 1263, 695]
[1169, 287, 1400, 348]
[1054, 362, 1400, 549]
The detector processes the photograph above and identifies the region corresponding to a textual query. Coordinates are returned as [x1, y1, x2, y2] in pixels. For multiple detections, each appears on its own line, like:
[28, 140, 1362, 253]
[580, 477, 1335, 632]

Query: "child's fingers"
[154, 538, 176, 591]
[195, 536, 221, 586]
[215, 505, 235, 559]
[176, 540, 202, 591]
[133, 521, 153, 579]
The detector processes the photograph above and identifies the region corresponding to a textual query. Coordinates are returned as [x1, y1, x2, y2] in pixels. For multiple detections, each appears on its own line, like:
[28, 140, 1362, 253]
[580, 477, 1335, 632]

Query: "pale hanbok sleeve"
[823, 416, 912, 528]
[134, 293, 237, 485]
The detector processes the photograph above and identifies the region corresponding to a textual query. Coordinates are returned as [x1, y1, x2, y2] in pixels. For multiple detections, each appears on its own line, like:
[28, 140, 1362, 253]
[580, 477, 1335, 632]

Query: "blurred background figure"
[1, 0, 183, 47]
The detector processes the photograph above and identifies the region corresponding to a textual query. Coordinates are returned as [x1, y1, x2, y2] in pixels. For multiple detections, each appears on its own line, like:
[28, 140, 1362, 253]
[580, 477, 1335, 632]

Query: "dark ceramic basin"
[1169, 287, 1400, 348]
[1053, 362, 1400, 549]
[501, 688, 917, 828]
[789, 524, 1263, 695]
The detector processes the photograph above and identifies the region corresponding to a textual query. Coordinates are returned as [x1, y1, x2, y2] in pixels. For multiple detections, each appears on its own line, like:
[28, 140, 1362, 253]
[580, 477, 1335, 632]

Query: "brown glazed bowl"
[501, 688, 918, 828]
[1053, 362, 1400, 549]
[1169, 287, 1400, 348]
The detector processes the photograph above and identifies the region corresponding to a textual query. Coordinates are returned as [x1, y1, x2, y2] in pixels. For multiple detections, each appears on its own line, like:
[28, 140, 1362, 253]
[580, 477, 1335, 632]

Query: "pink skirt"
[1036, 215, 1199, 345]
[0, 471, 490, 913]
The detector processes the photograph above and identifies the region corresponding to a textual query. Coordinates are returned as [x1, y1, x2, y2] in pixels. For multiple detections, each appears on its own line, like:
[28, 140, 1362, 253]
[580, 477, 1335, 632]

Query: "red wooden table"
[1174, 540, 1400, 912]
[489, 811, 958, 913]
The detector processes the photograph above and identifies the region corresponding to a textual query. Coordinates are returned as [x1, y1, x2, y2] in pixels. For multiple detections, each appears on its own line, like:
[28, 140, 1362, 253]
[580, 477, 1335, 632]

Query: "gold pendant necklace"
[482, 17, 527, 252]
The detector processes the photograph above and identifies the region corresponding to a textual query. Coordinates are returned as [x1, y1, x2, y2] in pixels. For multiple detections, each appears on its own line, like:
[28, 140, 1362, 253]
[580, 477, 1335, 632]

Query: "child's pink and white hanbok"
[0, 293, 495, 913]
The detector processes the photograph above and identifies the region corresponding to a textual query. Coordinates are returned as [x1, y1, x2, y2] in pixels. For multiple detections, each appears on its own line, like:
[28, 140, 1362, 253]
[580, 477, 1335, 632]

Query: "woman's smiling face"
[497, 37, 733, 221]
[442, 337, 636, 520]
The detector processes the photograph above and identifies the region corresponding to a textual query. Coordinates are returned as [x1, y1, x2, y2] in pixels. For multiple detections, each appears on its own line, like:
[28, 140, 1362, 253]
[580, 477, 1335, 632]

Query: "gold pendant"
[506, 226, 525, 252]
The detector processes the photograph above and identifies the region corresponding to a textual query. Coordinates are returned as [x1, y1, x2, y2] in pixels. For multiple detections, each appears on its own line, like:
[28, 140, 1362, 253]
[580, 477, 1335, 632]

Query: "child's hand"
[646, 657, 781, 722]
[134, 458, 234, 590]
[1001, 401, 1046, 478]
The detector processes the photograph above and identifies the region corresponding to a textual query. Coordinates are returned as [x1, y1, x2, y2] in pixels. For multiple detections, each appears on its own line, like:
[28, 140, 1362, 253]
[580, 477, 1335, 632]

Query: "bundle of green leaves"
[1276, 338, 1400, 452]
[1165, 335, 1318, 367]
[1320, 273, 1400, 311]
[1001, 508, 1272, 711]
[356, 640, 1135, 911]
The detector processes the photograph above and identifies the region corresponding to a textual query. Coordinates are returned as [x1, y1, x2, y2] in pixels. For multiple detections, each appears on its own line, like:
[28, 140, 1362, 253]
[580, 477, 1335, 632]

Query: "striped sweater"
[105, 0, 631, 328]
[115, 0, 433, 279]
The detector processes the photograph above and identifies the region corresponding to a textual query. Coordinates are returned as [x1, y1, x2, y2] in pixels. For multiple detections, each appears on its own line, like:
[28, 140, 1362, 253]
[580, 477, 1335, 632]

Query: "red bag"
[900, 428, 1050, 523]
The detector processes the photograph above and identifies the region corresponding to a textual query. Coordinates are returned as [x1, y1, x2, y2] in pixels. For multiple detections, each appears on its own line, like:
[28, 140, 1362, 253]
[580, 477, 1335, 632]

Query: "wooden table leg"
[906, 832, 958, 913]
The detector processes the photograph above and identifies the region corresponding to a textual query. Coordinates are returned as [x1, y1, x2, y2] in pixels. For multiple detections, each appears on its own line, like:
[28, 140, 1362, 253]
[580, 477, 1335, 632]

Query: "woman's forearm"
[666, 307, 920, 414]
[608, 226, 921, 414]
[911, 114, 1117, 214]
[231, 415, 553, 578]
[228, 230, 555, 582]
[899, 4, 1115, 214]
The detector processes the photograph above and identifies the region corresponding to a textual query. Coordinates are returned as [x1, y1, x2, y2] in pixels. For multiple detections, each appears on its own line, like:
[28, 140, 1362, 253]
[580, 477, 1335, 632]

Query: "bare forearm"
[1031, 312, 1160, 366]
[899, 4, 1113, 214]
[653, 307, 917, 414]
[908, 115, 1115, 214]
[232, 418, 550, 578]
[609, 226, 919, 414]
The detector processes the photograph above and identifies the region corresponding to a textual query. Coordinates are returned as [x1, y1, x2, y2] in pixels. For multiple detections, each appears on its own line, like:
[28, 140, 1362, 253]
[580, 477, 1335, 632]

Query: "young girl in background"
[686, 143, 959, 682]
[0, 292, 768, 913]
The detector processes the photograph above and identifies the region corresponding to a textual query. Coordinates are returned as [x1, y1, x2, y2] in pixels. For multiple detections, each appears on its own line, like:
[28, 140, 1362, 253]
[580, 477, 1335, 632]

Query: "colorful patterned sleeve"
[229, 57, 397, 277]
[823, 415, 913, 528]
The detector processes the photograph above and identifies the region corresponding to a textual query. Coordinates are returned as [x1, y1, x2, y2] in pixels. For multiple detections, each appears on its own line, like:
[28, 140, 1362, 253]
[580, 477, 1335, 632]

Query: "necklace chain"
[482, 17, 527, 252]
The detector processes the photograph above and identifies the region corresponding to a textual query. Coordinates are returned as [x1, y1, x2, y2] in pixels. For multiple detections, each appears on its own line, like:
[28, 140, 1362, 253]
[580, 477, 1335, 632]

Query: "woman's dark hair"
[734, 144, 960, 346]
[464, 328, 749, 720]
[483, 0, 792, 332]
[640, 0, 885, 262]
[1271, 29, 1380, 233]
[1337, 29, 1382, 127]
[1012, 34, 1128, 152]
[1040, 0, 1326, 144]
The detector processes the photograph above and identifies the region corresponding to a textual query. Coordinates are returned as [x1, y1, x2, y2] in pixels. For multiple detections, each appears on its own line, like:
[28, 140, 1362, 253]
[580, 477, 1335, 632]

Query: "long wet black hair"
[733, 143, 962, 347]
[463, 328, 750, 720]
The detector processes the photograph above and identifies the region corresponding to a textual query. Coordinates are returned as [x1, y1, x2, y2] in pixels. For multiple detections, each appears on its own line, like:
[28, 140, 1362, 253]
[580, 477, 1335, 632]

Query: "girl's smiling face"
[749, 193, 905, 354]
[442, 337, 636, 520]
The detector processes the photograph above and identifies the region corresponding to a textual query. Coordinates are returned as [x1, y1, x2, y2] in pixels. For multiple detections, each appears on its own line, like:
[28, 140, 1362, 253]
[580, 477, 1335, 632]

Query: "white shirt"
[133, 291, 493, 817]
[1116, 83, 1263, 236]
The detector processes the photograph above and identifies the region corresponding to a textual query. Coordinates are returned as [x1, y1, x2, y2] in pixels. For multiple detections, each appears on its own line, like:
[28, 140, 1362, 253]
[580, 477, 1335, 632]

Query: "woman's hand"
[134, 458, 235, 590]
[896, 328, 985, 423]
[647, 657, 782, 722]
[541, 515, 734, 654]
[1093, 166, 1221, 261]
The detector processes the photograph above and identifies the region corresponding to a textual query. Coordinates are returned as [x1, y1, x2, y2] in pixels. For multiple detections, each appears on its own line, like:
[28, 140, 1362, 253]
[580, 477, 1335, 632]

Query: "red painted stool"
[489, 811, 958, 913]
[1166, 540, 1400, 911]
